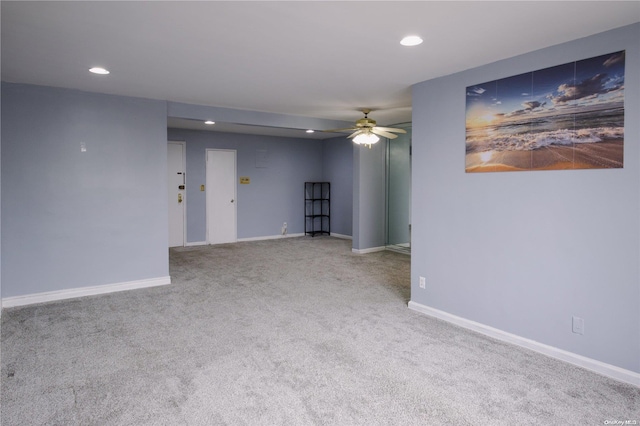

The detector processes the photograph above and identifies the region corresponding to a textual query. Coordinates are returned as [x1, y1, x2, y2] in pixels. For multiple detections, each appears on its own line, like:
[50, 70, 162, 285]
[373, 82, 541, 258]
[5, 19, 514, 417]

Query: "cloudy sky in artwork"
[466, 51, 625, 129]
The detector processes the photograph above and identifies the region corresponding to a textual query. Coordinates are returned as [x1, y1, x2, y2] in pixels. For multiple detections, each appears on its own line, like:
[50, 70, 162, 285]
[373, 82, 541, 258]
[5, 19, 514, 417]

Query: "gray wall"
[0, 53, 2, 302]
[410, 23, 640, 373]
[167, 128, 323, 242]
[321, 136, 353, 237]
[352, 141, 386, 250]
[1, 83, 169, 298]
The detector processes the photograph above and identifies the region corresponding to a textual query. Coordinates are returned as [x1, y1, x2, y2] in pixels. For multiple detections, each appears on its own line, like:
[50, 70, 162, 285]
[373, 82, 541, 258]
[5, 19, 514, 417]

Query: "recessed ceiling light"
[306, 129, 315, 133]
[204, 120, 215, 125]
[89, 67, 110, 75]
[400, 36, 423, 47]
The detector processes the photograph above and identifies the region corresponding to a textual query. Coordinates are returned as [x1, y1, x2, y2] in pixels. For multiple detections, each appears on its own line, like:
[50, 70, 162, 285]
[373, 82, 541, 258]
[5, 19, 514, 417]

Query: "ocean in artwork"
[465, 51, 625, 172]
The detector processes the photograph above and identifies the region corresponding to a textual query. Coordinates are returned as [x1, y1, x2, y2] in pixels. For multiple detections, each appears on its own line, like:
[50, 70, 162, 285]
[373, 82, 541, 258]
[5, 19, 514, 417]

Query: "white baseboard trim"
[330, 233, 352, 240]
[352, 246, 386, 254]
[188, 233, 351, 245]
[184, 241, 207, 247]
[408, 301, 640, 387]
[2, 276, 172, 309]
[237, 233, 304, 242]
[385, 246, 411, 255]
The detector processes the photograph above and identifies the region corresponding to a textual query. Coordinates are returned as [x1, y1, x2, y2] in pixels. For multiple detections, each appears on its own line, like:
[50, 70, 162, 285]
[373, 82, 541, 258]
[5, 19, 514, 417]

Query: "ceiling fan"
[324, 109, 407, 147]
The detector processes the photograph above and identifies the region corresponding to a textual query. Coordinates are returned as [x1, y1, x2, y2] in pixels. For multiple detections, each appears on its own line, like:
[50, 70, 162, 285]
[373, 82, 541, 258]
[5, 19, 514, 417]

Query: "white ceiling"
[2, 1, 639, 137]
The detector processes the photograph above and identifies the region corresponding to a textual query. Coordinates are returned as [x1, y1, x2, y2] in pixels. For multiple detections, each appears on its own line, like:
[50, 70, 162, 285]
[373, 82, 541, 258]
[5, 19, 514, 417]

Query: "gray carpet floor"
[1, 236, 638, 425]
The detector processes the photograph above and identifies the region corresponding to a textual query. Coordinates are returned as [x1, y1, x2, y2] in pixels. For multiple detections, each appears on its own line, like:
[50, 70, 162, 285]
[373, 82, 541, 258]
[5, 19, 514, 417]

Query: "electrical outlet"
[419, 276, 426, 289]
[572, 316, 584, 335]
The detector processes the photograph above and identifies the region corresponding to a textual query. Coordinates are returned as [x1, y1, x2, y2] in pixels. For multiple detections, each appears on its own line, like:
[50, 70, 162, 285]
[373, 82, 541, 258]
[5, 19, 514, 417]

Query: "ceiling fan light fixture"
[353, 133, 380, 145]
[400, 35, 423, 47]
[89, 67, 110, 75]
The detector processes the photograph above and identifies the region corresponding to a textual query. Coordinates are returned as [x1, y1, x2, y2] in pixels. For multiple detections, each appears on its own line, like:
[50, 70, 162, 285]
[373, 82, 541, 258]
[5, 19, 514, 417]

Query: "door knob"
[231, 199, 235, 203]
[178, 193, 183, 203]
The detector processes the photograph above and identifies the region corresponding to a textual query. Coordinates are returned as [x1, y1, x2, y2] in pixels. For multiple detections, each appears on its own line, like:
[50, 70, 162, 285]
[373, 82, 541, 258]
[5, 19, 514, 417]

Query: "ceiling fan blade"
[371, 129, 398, 139]
[374, 127, 407, 134]
[347, 130, 363, 139]
[322, 127, 357, 133]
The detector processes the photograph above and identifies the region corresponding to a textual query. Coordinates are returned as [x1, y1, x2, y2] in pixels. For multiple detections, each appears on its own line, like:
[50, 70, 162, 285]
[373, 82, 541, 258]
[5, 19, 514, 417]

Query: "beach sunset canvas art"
[465, 51, 625, 173]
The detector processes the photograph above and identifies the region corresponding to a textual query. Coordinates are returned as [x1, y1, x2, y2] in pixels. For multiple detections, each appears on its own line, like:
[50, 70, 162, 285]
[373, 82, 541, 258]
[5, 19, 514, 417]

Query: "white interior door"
[168, 142, 186, 247]
[206, 149, 237, 244]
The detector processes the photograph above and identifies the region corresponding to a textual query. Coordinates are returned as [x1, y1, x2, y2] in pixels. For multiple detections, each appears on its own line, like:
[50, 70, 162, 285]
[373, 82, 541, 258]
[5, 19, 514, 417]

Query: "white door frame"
[168, 141, 186, 247]
[205, 149, 237, 244]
